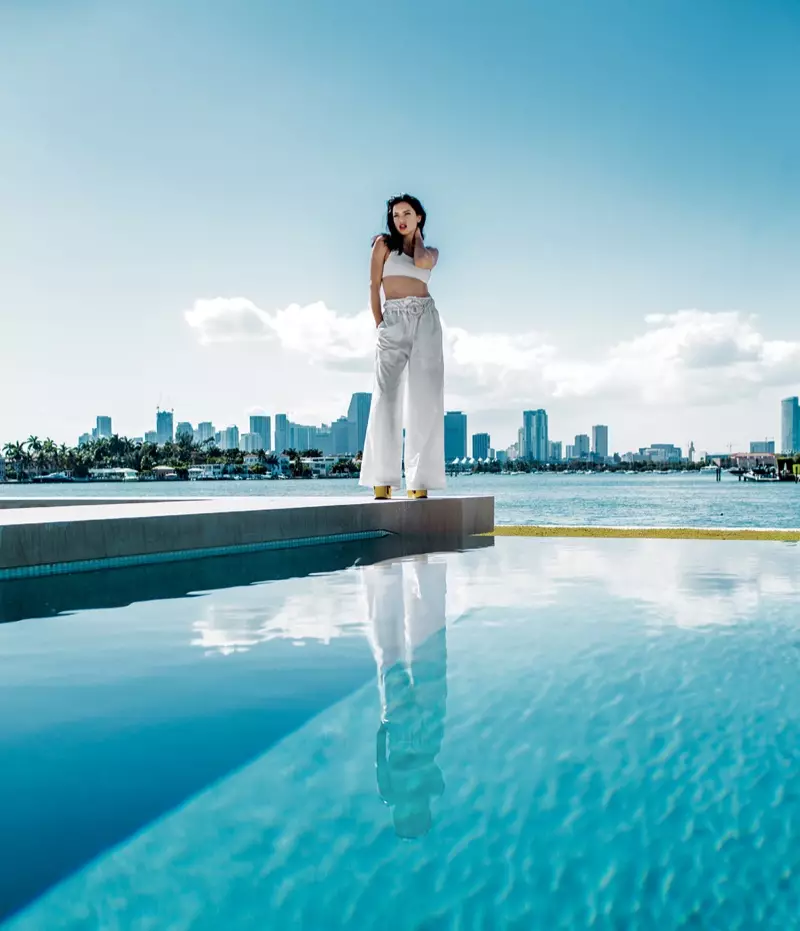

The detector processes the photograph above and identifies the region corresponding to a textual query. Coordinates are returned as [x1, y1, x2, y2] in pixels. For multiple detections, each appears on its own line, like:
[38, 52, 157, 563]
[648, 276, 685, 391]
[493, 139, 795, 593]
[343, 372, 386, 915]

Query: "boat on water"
[31, 471, 73, 483]
[742, 470, 779, 483]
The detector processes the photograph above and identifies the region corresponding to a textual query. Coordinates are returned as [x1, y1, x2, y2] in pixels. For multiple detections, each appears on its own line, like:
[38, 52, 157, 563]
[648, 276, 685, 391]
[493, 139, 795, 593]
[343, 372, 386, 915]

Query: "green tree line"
[1, 436, 360, 480]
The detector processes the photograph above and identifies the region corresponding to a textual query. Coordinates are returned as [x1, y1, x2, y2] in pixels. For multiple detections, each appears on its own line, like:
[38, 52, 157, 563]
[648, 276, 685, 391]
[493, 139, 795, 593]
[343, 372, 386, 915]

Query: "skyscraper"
[275, 414, 289, 453]
[332, 416, 351, 455]
[472, 433, 490, 460]
[156, 409, 174, 445]
[592, 425, 609, 460]
[781, 397, 799, 454]
[444, 411, 467, 461]
[239, 432, 263, 452]
[575, 434, 590, 459]
[522, 409, 548, 461]
[291, 424, 317, 451]
[347, 392, 371, 455]
[176, 422, 194, 441]
[222, 425, 240, 451]
[196, 422, 215, 445]
[548, 440, 563, 462]
[249, 415, 271, 451]
[96, 416, 112, 439]
[315, 426, 334, 456]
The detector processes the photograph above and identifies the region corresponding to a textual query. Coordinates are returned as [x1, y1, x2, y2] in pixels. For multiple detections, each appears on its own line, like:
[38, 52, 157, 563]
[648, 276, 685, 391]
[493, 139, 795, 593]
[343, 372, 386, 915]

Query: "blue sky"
[2, 0, 799, 453]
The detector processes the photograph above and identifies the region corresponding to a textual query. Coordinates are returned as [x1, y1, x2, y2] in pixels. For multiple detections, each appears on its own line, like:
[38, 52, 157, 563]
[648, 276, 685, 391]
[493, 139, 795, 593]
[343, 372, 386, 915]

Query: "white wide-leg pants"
[359, 296, 446, 491]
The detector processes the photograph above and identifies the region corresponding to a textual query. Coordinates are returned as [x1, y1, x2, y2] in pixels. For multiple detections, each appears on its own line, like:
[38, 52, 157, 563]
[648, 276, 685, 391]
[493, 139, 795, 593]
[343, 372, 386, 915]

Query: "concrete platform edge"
[0, 496, 495, 576]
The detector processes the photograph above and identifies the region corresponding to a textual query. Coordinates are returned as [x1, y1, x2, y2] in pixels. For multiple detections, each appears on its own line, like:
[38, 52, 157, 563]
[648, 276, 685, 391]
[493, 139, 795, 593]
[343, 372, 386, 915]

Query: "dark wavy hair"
[374, 193, 427, 253]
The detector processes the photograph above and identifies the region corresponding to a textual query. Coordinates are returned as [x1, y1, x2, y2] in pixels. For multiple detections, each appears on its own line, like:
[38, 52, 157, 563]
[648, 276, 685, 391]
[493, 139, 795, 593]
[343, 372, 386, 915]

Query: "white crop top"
[382, 250, 432, 284]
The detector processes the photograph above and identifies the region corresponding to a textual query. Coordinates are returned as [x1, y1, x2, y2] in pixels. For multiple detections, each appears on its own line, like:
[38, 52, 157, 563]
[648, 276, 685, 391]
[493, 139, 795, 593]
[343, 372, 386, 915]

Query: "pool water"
[2, 536, 800, 929]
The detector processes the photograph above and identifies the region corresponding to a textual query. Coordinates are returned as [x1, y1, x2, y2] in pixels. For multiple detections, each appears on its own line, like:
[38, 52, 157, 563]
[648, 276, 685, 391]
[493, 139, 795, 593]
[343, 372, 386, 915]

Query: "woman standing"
[359, 194, 446, 499]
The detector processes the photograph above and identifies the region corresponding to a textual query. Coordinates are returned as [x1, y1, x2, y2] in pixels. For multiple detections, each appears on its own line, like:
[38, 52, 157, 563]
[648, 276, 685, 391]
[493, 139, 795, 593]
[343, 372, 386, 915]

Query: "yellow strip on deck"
[491, 526, 800, 542]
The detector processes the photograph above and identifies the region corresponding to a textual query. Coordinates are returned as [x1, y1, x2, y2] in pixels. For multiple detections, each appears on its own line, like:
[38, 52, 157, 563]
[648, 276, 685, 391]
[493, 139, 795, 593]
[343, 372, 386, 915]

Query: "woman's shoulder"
[371, 234, 390, 253]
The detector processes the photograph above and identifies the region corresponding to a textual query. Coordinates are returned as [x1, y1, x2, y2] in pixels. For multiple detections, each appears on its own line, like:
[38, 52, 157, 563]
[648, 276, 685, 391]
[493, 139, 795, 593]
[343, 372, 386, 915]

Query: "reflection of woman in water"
[365, 556, 448, 839]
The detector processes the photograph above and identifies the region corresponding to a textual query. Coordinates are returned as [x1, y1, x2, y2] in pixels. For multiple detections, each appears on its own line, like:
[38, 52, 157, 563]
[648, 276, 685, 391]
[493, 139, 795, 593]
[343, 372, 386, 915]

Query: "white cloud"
[184, 297, 273, 345]
[184, 298, 800, 408]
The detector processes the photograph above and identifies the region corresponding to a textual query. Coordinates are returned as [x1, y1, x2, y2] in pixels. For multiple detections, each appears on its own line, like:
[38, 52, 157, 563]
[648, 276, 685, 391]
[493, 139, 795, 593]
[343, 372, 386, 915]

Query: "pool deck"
[0, 495, 495, 579]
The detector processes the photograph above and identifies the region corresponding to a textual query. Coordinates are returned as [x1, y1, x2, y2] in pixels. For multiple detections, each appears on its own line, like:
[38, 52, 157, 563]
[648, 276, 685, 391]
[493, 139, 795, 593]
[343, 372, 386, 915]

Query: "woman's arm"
[413, 229, 439, 270]
[370, 236, 389, 326]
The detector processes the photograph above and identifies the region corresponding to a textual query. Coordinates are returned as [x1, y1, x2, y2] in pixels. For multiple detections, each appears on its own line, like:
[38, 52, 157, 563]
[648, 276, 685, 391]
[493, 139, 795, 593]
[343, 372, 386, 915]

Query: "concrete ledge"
[0, 497, 179, 509]
[492, 525, 800, 541]
[0, 496, 494, 577]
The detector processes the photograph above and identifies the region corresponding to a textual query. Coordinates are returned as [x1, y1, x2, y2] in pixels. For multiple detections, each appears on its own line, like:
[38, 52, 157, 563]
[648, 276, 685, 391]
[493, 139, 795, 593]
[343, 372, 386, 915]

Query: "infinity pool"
[2, 536, 800, 929]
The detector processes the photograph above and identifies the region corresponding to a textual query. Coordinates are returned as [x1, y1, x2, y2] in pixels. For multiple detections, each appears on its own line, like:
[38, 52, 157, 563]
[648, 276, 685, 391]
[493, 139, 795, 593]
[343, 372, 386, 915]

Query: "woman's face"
[391, 202, 421, 237]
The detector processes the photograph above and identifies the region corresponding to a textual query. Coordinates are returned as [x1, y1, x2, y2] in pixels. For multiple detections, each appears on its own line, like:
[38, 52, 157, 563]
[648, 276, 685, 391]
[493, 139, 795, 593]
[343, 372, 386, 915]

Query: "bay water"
[3, 472, 799, 529]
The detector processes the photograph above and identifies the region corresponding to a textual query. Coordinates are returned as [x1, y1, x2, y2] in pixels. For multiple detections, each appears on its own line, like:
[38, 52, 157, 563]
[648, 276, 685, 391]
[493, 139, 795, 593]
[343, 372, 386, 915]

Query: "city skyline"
[3, 4, 800, 454]
[44, 398, 790, 462]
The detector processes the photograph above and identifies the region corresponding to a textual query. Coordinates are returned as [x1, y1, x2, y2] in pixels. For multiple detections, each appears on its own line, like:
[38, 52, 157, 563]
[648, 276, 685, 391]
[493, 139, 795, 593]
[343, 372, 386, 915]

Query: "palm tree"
[41, 438, 57, 473]
[25, 436, 41, 475]
[3, 441, 25, 480]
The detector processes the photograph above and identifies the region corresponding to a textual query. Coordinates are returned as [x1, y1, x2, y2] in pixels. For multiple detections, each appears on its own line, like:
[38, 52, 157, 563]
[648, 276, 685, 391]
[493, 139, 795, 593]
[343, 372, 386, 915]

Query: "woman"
[359, 194, 446, 499]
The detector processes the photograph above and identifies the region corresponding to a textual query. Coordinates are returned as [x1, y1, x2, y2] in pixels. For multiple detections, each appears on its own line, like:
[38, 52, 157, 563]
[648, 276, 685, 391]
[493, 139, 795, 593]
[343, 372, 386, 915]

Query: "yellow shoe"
[373, 485, 392, 500]
[407, 489, 428, 499]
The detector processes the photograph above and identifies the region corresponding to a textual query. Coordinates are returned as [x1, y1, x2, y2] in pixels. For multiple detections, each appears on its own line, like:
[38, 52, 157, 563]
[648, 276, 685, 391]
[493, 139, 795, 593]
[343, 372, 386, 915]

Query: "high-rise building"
[444, 411, 467, 461]
[78, 433, 92, 447]
[750, 440, 775, 454]
[565, 444, 576, 460]
[347, 393, 371, 455]
[291, 424, 317, 451]
[176, 421, 194, 441]
[592, 425, 609, 460]
[331, 416, 351, 455]
[239, 432, 263, 453]
[144, 431, 159, 444]
[315, 426, 334, 456]
[522, 409, 548, 461]
[249, 415, 271, 452]
[96, 416, 112, 439]
[196, 422, 215, 444]
[222, 425, 240, 451]
[275, 414, 289, 453]
[156, 409, 174, 445]
[472, 433, 490, 460]
[575, 434, 590, 459]
[548, 440, 563, 462]
[781, 397, 799, 454]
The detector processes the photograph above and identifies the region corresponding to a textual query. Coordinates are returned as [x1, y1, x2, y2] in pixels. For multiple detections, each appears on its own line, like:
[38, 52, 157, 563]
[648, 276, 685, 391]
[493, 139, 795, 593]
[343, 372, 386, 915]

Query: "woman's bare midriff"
[382, 276, 431, 300]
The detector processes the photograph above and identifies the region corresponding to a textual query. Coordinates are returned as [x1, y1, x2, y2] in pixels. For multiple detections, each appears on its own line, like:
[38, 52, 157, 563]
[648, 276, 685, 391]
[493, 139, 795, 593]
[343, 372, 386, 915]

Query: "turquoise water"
[3, 535, 800, 928]
[4, 472, 800, 528]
